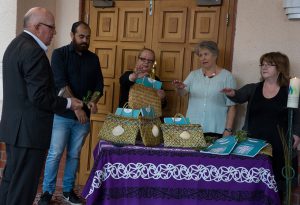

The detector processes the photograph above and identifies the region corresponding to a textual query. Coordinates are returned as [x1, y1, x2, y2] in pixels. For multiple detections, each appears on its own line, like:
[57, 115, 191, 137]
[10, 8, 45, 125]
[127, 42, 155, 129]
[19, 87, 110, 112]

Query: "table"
[82, 140, 280, 205]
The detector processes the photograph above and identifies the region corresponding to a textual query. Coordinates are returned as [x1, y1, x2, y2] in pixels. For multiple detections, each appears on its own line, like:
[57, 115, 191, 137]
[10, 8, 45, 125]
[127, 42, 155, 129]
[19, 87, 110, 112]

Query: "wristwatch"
[224, 128, 233, 133]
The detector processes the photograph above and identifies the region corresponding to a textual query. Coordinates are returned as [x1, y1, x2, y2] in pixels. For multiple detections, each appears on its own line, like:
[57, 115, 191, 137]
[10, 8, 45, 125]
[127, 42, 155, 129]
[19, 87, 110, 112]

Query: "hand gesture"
[157, 89, 166, 99]
[293, 135, 300, 149]
[221, 88, 235, 97]
[70, 98, 83, 110]
[74, 109, 88, 124]
[172, 80, 186, 89]
[87, 101, 98, 114]
[129, 72, 138, 82]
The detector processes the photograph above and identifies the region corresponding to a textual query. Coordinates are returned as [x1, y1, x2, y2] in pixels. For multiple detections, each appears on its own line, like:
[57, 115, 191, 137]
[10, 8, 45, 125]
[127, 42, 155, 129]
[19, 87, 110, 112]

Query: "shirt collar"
[24, 30, 48, 52]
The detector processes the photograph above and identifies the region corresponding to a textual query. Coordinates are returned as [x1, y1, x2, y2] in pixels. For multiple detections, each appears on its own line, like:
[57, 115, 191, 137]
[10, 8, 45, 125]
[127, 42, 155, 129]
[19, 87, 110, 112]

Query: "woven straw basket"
[139, 117, 163, 146]
[161, 115, 206, 148]
[99, 113, 139, 145]
[128, 84, 162, 117]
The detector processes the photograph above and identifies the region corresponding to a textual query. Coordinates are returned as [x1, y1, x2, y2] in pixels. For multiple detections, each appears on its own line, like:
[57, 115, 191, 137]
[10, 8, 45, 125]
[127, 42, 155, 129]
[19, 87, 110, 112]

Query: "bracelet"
[225, 128, 233, 133]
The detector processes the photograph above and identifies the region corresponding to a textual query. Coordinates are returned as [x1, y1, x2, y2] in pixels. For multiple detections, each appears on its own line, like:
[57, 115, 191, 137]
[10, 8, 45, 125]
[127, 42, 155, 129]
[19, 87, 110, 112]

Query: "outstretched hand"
[221, 88, 235, 97]
[157, 89, 166, 99]
[172, 80, 186, 89]
[293, 135, 300, 149]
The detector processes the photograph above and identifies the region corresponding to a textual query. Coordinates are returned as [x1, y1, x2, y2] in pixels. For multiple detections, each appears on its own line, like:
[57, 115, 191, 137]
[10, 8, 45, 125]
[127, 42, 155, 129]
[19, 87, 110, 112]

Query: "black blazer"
[0, 32, 67, 149]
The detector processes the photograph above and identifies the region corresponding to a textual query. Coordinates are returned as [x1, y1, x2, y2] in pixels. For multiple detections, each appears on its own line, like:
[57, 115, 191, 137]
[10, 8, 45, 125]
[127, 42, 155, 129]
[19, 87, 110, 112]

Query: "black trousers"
[0, 144, 46, 205]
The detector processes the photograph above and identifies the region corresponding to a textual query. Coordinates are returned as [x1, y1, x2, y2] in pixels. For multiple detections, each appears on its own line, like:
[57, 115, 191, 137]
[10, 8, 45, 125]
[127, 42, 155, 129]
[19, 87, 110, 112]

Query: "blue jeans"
[42, 115, 90, 193]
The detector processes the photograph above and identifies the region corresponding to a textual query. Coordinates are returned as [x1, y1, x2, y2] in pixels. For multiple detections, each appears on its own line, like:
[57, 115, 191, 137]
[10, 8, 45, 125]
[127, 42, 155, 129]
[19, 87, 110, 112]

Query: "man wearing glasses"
[0, 7, 83, 205]
[119, 48, 166, 108]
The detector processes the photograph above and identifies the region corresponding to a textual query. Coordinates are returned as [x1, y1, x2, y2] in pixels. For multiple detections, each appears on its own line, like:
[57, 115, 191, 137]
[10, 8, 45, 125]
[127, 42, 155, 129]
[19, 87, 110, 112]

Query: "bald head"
[23, 7, 56, 46]
[23, 7, 54, 30]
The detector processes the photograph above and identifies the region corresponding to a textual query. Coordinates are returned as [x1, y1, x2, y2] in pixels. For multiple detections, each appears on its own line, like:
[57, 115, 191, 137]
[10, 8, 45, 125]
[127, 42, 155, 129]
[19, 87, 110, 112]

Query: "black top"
[241, 82, 296, 189]
[248, 82, 287, 152]
[51, 43, 104, 119]
[119, 71, 167, 108]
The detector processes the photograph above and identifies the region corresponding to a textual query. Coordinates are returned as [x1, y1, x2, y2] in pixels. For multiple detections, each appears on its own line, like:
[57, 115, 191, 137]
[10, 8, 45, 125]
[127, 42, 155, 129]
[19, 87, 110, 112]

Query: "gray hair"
[195, 40, 219, 56]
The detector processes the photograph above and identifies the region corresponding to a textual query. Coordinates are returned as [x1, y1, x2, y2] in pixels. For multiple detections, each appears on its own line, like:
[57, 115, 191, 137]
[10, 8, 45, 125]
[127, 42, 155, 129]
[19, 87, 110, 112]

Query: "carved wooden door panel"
[152, 0, 234, 117]
[78, 0, 235, 185]
[78, 0, 154, 185]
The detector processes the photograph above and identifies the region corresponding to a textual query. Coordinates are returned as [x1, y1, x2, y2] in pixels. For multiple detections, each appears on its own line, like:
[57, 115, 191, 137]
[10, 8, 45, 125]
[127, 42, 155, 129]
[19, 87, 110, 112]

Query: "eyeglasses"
[39, 23, 56, 30]
[259, 63, 276, 68]
[138, 57, 154, 64]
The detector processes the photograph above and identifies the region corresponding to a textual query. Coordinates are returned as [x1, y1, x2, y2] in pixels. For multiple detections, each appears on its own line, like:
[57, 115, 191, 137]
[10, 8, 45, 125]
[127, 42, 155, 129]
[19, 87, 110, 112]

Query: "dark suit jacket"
[0, 32, 67, 149]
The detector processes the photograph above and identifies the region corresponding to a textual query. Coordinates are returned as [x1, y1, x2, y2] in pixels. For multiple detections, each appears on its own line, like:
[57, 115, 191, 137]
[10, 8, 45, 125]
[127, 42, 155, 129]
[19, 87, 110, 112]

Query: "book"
[200, 136, 237, 155]
[231, 138, 268, 157]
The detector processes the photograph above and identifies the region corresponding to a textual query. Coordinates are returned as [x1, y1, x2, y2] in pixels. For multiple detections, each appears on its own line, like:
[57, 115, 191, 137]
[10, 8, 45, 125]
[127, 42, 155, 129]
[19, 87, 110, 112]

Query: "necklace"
[203, 71, 216, 78]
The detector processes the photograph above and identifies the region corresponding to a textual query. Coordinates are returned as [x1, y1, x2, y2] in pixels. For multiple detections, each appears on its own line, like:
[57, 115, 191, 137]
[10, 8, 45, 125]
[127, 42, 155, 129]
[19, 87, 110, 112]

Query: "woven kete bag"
[128, 84, 162, 117]
[139, 117, 163, 146]
[161, 122, 206, 148]
[99, 113, 139, 145]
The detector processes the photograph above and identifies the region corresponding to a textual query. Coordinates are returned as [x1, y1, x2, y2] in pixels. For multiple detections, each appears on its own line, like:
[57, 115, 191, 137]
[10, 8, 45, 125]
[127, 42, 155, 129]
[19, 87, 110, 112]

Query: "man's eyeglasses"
[138, 57, 154, 64]
[259, 63, 276, 68]
[39, 23, 56, 30]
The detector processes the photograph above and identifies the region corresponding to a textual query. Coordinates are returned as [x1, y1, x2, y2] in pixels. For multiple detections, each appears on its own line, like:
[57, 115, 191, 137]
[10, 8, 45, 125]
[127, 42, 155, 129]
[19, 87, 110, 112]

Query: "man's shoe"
[38, 191, 52, 205]
[63, 189, 83, 205]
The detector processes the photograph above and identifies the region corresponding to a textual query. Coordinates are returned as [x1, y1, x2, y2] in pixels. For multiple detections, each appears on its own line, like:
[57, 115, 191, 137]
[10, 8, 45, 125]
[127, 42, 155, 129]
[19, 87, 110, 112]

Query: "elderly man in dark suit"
[0, 7, 83, 205]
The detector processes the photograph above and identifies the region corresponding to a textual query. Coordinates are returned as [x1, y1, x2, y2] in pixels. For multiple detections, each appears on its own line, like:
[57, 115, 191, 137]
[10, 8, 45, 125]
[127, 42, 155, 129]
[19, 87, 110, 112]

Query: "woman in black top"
[119, 48, 167, 108]
[222, 52, 300, 199]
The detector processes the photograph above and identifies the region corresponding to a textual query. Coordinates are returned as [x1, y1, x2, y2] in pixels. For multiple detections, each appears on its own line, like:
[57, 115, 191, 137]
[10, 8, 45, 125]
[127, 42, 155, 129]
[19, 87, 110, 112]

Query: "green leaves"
[234, 130, 248, 142]
[82, 90, 101, 105]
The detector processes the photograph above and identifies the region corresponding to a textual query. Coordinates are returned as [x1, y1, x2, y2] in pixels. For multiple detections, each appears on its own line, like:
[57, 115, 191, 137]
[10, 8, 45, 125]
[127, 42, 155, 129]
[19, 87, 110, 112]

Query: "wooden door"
[77, 0, 236, 185]
[151, 0, 235, 116]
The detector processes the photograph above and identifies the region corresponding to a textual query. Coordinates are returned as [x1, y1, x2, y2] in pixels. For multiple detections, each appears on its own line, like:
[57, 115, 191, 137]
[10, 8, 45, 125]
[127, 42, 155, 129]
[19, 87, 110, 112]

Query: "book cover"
[231, 138, 268, 157]
[200, 136, 237, 155]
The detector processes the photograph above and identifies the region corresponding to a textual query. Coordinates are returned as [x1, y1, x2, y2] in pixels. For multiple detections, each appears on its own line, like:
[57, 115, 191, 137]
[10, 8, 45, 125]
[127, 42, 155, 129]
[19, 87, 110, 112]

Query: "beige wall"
[0, 0, 17, 61]
[0, 0, 17, 111]
[16, 0, 80, 55]
[54, 0, 80, 47]
[232, 0, 300, 129]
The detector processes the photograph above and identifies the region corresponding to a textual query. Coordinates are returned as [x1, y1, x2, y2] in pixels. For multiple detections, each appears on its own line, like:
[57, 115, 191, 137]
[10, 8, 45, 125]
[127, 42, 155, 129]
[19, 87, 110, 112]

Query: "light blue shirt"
[184, 68, 236, 134]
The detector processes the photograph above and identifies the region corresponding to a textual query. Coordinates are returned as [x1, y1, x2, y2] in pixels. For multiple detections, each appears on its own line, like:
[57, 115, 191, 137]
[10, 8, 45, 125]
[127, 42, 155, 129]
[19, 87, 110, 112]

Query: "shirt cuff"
[66, 98, 71, 109]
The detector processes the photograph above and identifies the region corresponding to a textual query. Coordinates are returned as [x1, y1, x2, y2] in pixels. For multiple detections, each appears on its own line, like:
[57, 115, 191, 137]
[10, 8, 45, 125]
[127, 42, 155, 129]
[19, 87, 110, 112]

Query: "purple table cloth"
[82, 140, 280, 205]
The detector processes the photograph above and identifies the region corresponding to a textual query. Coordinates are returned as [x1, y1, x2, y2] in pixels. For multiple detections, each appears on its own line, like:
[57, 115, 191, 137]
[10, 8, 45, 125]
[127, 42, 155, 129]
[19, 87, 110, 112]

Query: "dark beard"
[73, 41, 89, 52]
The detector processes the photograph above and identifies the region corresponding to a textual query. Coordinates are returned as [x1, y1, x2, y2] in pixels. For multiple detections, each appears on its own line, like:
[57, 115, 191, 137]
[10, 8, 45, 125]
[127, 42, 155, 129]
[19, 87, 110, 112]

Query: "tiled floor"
[33, 185, 85, 205]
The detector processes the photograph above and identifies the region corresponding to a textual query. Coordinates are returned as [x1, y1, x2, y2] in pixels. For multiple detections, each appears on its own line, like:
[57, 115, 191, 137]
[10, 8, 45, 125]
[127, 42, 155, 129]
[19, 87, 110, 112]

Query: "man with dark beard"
[38, 21, 103, 205]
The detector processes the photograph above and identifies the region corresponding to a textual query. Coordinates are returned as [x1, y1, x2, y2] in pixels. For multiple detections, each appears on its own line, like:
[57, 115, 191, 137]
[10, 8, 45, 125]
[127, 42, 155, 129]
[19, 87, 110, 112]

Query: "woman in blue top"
[173, 41, 236, 138]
